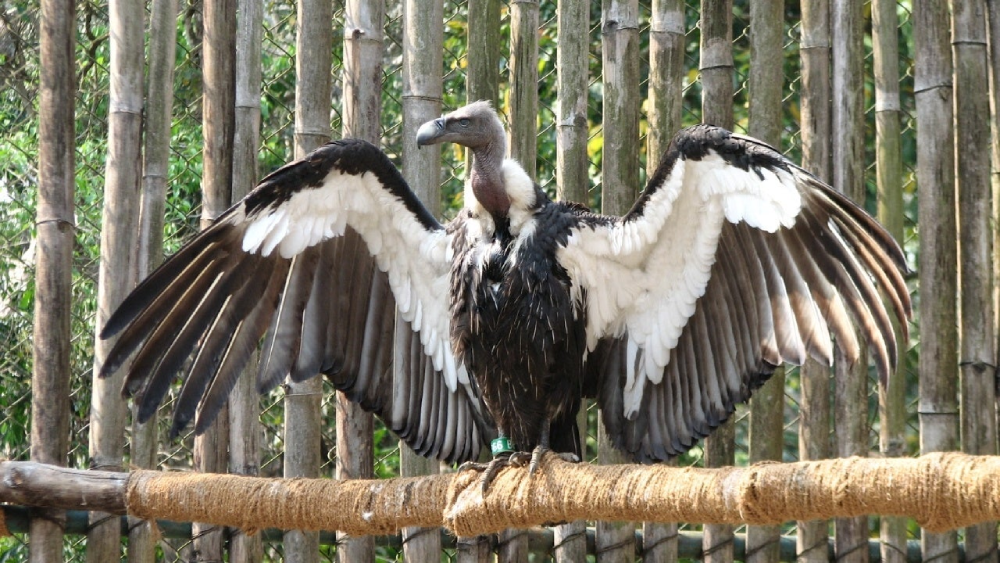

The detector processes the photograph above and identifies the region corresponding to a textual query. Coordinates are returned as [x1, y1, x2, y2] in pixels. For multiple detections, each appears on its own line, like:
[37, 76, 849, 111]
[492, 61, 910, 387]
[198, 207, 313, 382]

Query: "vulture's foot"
[528, 446, 579, 474]
[458, 452, 531, 493]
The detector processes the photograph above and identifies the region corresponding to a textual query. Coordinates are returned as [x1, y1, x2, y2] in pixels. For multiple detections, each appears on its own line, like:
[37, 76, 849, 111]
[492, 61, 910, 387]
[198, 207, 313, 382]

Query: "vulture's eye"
[459, 118, 470, 127]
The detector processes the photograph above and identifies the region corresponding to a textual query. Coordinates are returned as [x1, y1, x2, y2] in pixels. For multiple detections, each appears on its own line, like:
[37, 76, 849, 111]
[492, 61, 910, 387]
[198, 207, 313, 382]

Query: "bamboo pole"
[555, 0, 590, 206]
[508, 0, 538, 180]
[747, 1, 783, 143]
[871, 1, 907, 562]
[228, 0, 264, 561]
[699, 0, 734, 129]
[31, 0, 76, 559]
[400, 0, 444, 560]
[988, 0, 1000, 442]
[467, 0, 501, 108]
[457, 536, 493, 562]
[598, 0, 640, 561]
[294, 0, 333, 154]
[914, 0, 959, 560]
[286, 0, 332, 558]
[285, 1, 333, 562]
[646, 0, 684, 171]
[340, 2, 383, 562]
[600, 0, 640, 215]
[343, 0, 383, 142]
[699, 1, 734, 561]
[503, 4, 539, 561]
[796, 0, 832, 559]
[746, 3, 784, 562]
[952, 1, 998, 560]
[830, 1, 868, 560]
[129, 0, 179, 559]
[88, 0, 144, 559]
[553, 3, 591, 559]
[460, 3, 501, 560]
[643, 2, 685, 561]
[197, 0, 237, 559]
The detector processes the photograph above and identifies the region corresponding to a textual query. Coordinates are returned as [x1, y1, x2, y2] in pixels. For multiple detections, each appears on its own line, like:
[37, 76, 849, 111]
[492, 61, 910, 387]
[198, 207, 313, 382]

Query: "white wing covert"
[101, 139, 489, 463]
[564, 125, 910, 461]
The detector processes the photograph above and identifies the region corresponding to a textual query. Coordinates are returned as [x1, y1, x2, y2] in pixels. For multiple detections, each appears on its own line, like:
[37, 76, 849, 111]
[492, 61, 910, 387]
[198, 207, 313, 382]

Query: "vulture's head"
[418, 102, 520, 219]
[415, 101, 505, 151]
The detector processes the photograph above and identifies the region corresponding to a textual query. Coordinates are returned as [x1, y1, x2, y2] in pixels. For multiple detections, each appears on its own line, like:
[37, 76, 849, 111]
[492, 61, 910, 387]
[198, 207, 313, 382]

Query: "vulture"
[101, 101, 910, 482]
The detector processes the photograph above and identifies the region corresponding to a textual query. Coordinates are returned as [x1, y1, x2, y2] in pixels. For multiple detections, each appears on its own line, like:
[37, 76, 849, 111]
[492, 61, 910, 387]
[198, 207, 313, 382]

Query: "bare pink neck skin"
[469, 132, 510, 218]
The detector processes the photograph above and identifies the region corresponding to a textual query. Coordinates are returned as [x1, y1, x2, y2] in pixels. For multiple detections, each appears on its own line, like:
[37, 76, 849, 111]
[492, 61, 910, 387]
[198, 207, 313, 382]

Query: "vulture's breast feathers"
[450, 159, 586, 373]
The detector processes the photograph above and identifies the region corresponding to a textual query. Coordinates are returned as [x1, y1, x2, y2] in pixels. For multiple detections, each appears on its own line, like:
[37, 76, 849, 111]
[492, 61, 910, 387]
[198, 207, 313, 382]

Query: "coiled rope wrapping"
[122, 452, 1000, 537]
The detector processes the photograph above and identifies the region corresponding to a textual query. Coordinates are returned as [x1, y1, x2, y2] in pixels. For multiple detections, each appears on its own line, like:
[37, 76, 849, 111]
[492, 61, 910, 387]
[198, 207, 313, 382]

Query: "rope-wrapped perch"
[443, 452, 1000, 535]
[3, 452, 999, 537]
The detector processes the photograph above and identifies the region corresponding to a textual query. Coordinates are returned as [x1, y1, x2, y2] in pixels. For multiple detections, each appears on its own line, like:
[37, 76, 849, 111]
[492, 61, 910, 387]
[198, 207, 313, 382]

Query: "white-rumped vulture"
[101, 102, 910, 480]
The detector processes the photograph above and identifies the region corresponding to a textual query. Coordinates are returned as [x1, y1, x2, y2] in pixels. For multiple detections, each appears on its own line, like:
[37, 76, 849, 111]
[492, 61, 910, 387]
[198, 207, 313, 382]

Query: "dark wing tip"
[100, 318, 125, 340]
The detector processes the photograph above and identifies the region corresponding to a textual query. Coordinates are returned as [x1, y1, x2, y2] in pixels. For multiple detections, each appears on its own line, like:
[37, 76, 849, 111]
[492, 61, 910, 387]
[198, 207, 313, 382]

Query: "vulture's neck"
[470, 136, 510, 220]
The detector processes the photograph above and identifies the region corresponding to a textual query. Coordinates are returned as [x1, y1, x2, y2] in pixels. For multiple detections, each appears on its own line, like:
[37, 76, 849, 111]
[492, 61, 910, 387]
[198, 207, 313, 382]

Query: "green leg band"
[491, 436, 516, 457]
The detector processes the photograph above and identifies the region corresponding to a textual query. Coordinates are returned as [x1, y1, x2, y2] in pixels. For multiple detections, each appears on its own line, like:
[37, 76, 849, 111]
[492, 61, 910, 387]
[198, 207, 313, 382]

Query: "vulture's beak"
[416, 118, 446, 146]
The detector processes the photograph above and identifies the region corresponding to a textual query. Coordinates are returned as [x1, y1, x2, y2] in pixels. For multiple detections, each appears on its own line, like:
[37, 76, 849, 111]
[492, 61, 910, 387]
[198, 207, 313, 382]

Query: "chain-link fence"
[0, 0, 921, 560]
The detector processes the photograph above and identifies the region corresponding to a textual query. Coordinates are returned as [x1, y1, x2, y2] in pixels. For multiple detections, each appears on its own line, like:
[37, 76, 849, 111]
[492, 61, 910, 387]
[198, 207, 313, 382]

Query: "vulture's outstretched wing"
[563, 125, 911, 461]
[100, 139, 490, 463]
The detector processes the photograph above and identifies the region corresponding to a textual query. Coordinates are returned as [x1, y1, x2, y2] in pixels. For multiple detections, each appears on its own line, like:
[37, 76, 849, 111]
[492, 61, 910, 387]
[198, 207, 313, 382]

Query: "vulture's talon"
[457, 460, 489, 473]
[529, 448, 580, 474]
[528, 446, 548, 474]
[460, 452, 532, 493]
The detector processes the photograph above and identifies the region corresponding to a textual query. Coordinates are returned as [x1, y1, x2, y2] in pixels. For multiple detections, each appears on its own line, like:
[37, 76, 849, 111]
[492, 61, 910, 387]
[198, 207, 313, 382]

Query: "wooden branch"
[1, 463, 128, 514]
